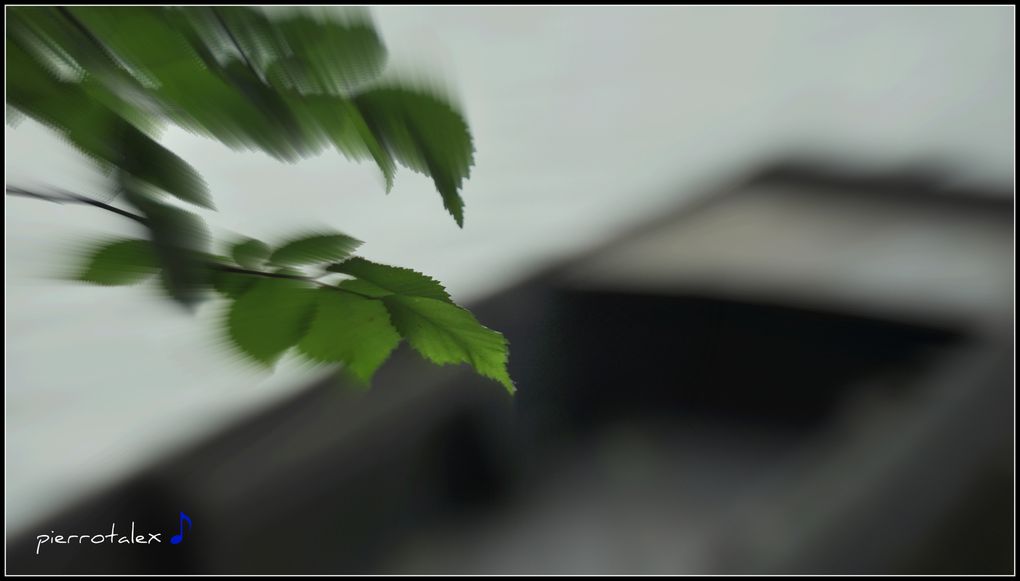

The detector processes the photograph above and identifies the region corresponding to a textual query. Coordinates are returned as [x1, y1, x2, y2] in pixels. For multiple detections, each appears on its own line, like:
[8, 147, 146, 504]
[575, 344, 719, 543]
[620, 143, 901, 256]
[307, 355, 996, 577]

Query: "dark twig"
[215, 264, 308, 282]
[6, 186, 148, 225]
[214, 264, 372, 297]
[8, 185, 373, 297]
[212, 7, 266, 84]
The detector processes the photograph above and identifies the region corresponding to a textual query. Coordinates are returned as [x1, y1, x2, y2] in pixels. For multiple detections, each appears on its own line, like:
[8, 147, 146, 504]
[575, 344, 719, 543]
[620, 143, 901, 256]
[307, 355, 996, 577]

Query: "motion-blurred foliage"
[6, 6, 512, 393]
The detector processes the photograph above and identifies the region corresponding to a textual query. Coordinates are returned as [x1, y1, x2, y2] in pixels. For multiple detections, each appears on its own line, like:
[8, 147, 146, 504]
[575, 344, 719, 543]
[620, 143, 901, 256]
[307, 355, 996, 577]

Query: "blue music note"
[170, 512, 192, 545]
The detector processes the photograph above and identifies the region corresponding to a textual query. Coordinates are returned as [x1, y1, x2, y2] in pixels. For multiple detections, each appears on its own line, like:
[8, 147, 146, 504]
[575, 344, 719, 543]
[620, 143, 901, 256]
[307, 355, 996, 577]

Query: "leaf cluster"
[77, 232, 513, 392]
[8, 7, 511, 392]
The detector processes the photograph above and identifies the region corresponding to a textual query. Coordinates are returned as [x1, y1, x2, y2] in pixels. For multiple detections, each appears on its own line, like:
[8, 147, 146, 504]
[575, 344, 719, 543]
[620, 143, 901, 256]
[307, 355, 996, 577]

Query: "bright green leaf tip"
[382, 295, 513, 394]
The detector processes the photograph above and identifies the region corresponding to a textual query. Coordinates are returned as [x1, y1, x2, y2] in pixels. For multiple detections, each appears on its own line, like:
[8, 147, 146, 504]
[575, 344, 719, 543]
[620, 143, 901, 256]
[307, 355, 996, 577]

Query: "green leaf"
[7, 24, 211, 209]
[68, 7, 196, 79]
[9, 7, 161, 134]
[327, 257, 452, 303]
[230, 237, 270, 269]
[68, 7, 309, 162]
[211, 269, 256, 299]
[179, 7, 386, 97]
[273, 266, 305, 277]
[383, 296, 513, 393]
[226, 278, 316, 365]
[270, 233, 363, 266]
[265, 9, 387, 95]
[119, 123, 212, 209]
[77, 238, 157, 286]
[122, 181, 211, 307]
[298, 95, 395, 190]
[297, 289, 401, 382]
[164, 7, 384, 162]
[335, 278, 393, 298]
[354, 86, 474, 226]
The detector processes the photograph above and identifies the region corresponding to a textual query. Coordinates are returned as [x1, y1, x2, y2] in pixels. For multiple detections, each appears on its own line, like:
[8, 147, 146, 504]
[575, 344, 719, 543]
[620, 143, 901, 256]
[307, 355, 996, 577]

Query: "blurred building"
[6, 161, 1013, 574]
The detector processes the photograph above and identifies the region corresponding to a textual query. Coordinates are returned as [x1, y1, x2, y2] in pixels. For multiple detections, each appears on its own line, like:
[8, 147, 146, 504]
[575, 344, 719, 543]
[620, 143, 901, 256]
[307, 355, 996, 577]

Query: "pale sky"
[5, 6, 1014, 532]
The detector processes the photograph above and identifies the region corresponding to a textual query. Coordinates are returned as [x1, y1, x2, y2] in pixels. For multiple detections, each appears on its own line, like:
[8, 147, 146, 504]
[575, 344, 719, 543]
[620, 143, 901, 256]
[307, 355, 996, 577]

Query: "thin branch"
[214, 264, 374, 297]
[56, 6, 123, 71]
[8, 185, 375, 298]
[57, 7, 107, 51]
[6, 186, 148, 225]
[215, 264, 308, 282]
[211, 7, 266, 84]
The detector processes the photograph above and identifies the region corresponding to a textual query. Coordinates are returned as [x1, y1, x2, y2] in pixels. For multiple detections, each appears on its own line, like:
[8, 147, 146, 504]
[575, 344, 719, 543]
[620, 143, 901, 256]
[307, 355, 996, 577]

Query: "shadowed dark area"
[532, 290, 963, 431]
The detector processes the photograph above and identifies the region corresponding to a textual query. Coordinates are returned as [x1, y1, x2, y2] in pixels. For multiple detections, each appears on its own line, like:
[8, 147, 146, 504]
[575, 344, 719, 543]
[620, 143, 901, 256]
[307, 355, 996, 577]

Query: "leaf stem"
[211, 7, 266, 84]
[6, 186, 148, 225]
[56, 7, 116, 63]
[7, 185, 375, 298]
[214, 264, 376, 298]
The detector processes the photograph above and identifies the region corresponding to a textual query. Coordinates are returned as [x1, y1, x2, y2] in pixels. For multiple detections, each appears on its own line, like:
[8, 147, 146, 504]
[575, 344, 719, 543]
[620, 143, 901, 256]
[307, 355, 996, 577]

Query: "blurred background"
[5, 6, 1014, 574]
